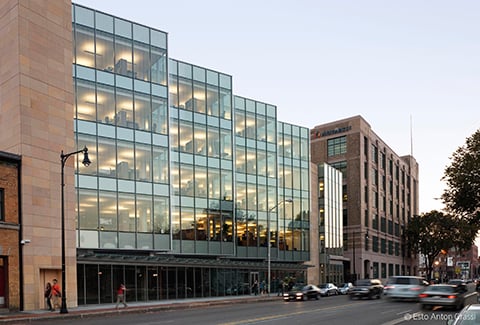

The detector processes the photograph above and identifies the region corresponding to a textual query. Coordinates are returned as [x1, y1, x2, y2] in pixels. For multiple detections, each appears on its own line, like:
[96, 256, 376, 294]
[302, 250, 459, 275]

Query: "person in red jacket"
[50, 279, 61, 311]
[115, 284, 127, 309]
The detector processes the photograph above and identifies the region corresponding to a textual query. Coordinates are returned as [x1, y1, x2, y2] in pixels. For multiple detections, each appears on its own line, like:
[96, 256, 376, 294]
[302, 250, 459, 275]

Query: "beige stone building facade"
[311, 115, 419, 282]
[0, 0, 76, 310]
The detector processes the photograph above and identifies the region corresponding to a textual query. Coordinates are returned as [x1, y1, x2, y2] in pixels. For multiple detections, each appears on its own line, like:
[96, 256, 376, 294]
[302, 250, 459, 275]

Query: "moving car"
[384, 276, 429, 301]
[338, 282, 354, 295]
[447, 304, 480, 325]
[283, 284, 322, 301]
[419, 284, 467, 310]
[318, 283, 338, 296]
[349, 279, 384, 299]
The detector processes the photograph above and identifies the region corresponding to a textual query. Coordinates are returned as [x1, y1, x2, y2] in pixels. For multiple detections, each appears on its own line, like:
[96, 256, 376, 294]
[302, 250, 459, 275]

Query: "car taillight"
[447, 295, 456, 299]
[418, 293, 428, 298]
[385, 286, 394, 289]
[410, 287, 422, 291]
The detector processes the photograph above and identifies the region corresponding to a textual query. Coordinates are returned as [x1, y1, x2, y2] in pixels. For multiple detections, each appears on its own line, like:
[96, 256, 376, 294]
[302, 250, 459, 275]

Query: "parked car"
[419, 284, 467, 310]
[283, 284, 322, 301]
[349, 279, 384, 299]
[318, 283, 338, 296]
[384, 276, 429, 301]
[338, 282, 354, 295]
[447, 304, 480, 325]
[448, 279, 468, 292]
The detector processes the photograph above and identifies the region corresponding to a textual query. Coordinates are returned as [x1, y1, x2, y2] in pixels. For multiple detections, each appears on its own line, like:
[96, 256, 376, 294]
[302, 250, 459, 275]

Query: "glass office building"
[72, 4, 310, 304]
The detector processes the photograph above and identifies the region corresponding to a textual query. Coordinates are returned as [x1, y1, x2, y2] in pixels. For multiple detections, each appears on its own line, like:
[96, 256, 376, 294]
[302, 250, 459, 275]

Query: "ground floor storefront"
[77, 251, 307, 305]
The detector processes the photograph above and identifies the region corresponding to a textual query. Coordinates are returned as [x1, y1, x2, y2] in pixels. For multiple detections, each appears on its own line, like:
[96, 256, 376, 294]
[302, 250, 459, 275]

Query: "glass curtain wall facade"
[318, 163, 344, 284]
[72, 4, 310, 305]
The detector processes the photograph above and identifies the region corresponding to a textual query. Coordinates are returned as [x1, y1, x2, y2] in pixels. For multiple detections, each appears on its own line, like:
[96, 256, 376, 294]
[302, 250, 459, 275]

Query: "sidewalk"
[0, 294, 281, 324]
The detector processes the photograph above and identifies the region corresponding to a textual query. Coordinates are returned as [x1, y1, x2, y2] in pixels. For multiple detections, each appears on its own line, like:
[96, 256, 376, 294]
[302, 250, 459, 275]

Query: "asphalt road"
[33, 291, 478, 325]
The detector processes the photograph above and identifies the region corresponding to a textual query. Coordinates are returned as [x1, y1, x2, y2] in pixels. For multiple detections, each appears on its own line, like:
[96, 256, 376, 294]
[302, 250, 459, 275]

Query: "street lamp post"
[60, 146, 90, 314]
[267, 198, 293, 296]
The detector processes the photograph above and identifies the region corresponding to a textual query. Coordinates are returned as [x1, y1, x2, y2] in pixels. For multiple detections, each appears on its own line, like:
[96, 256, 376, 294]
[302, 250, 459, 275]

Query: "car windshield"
[319, 284, 328, 288]
[291, 285, 303, 291]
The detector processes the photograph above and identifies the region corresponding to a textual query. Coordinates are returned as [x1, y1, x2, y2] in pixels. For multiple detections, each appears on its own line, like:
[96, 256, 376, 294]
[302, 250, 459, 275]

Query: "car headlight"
[296, 293, 303, 296]
[283, 293, 288, 297]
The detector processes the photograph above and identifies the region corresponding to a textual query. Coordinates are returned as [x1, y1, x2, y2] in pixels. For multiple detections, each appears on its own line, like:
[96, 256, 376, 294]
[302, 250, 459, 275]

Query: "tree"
[405, 211, 475, 280]
[442, 129, 480, 226]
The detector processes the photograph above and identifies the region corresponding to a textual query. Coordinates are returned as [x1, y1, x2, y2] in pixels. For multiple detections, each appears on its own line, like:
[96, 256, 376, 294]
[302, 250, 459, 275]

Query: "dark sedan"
[419, 284, 467, 310]
[349, 279, 384, 299]
[283, 284, 321, 301]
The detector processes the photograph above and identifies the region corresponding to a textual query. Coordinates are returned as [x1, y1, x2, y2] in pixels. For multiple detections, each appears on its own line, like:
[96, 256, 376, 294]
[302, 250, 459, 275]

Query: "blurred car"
[349, 279, 384, 299]
[338, 282, 354, 295]
[283, 284, 321, 301]
[419, 284, 467, 310]
[318, 283, 339, 296]
[448, 279, 468, 292]
[447, 304, 480, 325]
[384, 276, 429, 301]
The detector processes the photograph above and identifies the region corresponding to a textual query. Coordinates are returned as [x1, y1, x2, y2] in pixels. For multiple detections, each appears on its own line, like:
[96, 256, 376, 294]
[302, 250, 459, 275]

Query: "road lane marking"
[219, 302, 371, 325]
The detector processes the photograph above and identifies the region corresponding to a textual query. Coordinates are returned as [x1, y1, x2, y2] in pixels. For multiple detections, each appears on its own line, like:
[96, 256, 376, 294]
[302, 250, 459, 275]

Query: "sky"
[75, 0, 479, 215]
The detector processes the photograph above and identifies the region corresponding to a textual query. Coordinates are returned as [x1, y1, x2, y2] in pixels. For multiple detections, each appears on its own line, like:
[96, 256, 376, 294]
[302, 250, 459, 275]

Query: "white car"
[384, 276, 429, 301]
[338, 282, 354, 295]
[318, 283, 338, 296]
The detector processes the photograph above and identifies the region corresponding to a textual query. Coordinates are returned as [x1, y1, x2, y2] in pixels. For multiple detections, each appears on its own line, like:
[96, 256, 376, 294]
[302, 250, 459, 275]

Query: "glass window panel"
[193, 165, 207, 198]
[96, 83, 115, 126]
[171, 205, 180, 239]
[221, 169, 233, 201]
[151, 46, 167, 85]
[115, 88, 133, 128]
[246, 148, 256, 175]
[114, 18, 132, 38]
[219, 74, 231, 89]
[206, 85, 219, 116]
[76, 80, 96, 122]
[78, 189, 98, 230]
[118, 192, 135, 232]
[179, 121, 194, 154]
[170, 119, 179, 152]
[257, 151, 267, 177]
[206, 70, 218, 86]
[95, 30, 115, 72]
[220, 89, 231, 120]
[151, 29, 167, 49]
[235, 146, 246, 173]
[114, 36, 133, 77]
[235, 111, 245, 137]
[293, 166, 301, 189]
[190, 82, 205, 114]
[171, 162, 180, 195]
[136, 143, 152, 182]
[245, 112, 256, 139]
[180, 207, 195, 240]
[266, 117, 276, 143]
[236, 181, 246, 210]
[133, 41, 150, 81]
[137, 194, 153, 233]
[247, 183, 257, 212]
[178, 77, 192, 110]
[178, 62, 192, 79]
[220, 129, 232, 160]
[97, 137, 116, 177]
[256, 115, 266, 142]
[194, 124, 207, 156]
[193, 66, 205, 82]
[75, 25, 95, 68]
[99, 190, 117, 231]
[207, 127, 220, 158]
[180, 164, 194, 196]
[153, 146, 168, 183]
[75, 5, 94, 27]
[152, 96, 167, 134]
[208, 168, 221, 200]
[134, 93, 151, 132]
[266, 152, 276, 178]
[95, 12, 113, 33]
[117, 140, 135, 180]
[153, 196, 169, 234]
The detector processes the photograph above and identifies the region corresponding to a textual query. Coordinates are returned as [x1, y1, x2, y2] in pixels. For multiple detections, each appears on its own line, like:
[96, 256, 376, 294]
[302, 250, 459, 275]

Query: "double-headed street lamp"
[60, 146, 90, 314]
[267, 198, 293, 296]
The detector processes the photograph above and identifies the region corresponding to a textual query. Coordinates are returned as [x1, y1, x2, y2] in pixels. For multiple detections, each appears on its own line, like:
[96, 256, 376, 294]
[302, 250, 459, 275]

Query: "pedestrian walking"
[50, 279, 61, 311]
[115, 284, 128, 309]
[44, 282, 53, 311]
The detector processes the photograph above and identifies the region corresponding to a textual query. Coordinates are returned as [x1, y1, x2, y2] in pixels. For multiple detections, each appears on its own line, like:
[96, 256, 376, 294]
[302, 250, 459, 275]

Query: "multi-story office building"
[0, 1, 310, 310]
[311, 116, 419, 282]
